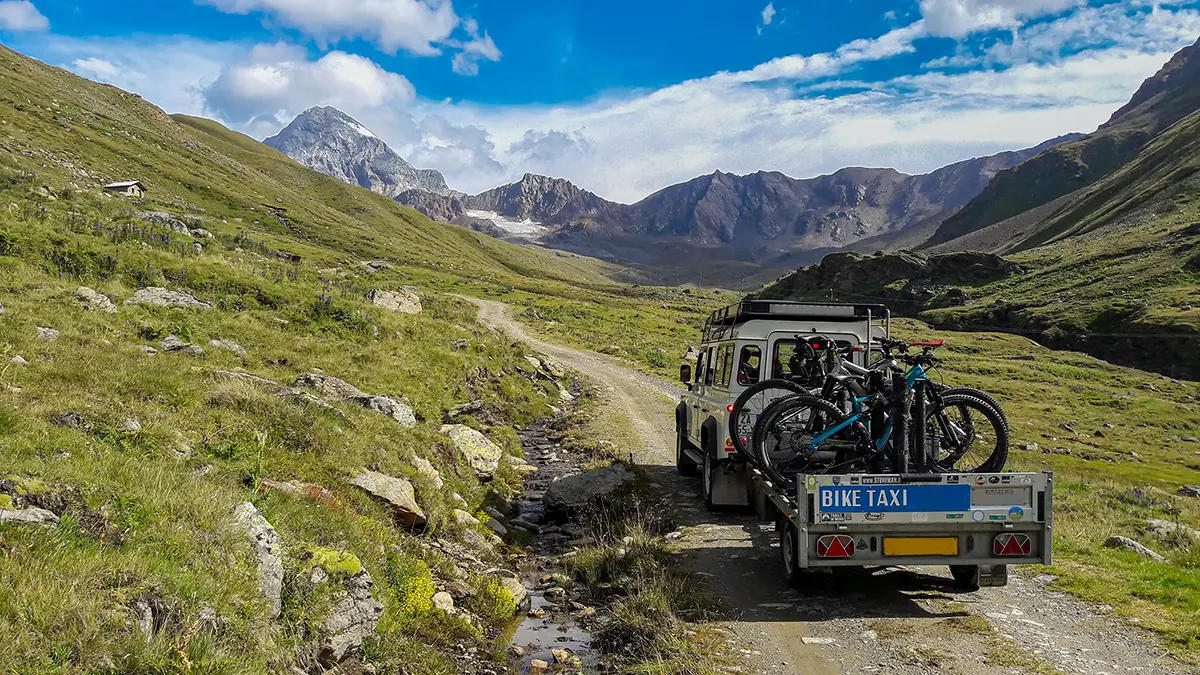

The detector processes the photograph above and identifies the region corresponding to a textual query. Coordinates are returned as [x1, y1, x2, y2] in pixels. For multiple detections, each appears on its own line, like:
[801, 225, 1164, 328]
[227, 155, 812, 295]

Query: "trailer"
[678, 300, 1053, 588]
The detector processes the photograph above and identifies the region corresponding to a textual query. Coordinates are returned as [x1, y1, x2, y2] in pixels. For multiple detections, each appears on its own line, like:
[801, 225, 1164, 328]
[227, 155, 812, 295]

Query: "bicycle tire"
[921, 392, 1009, 473]
[753, 394, 860, 481]
[928, 383, 1008, 430]
[729, 379, 812, 457]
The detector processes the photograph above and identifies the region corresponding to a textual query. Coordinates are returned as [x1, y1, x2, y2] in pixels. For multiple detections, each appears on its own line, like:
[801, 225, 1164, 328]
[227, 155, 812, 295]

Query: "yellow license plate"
[883, 537, 959, 557]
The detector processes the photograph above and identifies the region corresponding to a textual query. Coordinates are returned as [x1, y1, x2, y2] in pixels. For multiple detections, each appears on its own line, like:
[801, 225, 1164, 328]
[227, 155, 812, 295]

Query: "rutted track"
[468, 297, 1189, 675]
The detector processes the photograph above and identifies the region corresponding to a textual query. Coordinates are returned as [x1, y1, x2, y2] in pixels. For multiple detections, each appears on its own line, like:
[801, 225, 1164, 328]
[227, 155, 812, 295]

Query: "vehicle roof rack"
[702, 300, 890, 343]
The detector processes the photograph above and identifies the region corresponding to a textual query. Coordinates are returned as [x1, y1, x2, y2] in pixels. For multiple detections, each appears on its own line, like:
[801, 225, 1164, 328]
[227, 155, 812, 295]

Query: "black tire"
[929, 383, 1008, 430]
[753, 394, 858, 480]
[949, 564, 980, 591]
[729, 379, 811, 457]
[676, 414, 698, 476]
[781, 521, 804, 588]
[702, 452, 717, 511]
[923, 393, 1009, 473]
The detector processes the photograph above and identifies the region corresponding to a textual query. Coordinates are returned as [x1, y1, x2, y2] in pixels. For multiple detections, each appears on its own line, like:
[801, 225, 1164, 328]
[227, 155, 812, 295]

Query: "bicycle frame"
[803, 361, 930, 455]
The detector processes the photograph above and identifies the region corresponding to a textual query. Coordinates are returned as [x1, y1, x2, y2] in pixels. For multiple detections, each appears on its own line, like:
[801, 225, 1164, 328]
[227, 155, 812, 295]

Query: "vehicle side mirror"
[679, 365, 692, 384]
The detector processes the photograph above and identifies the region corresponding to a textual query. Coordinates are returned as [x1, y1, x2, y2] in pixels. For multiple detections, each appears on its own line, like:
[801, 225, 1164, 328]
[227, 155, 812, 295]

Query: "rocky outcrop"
[1103, 535, 1165, 562]
[136, 210, 191, 235]
[359, 395, 417, 427]
[367, 288, 422, 315]
[349, 471, 426, 527]
[317, 572, 385, 666]
[294, 373, 366, 400]
[543, 464, 634, 522]
[160, 336, 204, 356]
[125, 287, 212, 309]
[440, 424, 504, 479]
[395, 189, 466, 223]
[232, 502, 284, 617]
[465, 173, 617, 224]
[74, 287, 116, 313]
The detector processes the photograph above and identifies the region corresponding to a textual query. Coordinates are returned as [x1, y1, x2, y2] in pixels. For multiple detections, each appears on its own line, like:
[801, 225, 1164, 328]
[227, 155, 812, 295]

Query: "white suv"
[677, 301, 889, 509]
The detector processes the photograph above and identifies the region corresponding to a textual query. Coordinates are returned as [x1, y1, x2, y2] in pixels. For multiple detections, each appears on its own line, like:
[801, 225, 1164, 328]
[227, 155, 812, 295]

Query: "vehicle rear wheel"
[676, 415, 698, 476]
[703, 452, 716, 511]
[781, 520, 804, 587]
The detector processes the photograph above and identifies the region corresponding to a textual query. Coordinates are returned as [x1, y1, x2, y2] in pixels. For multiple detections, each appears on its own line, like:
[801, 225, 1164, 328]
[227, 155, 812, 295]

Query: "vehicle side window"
[694, 350, 707, 384]
[737, 345, 761, 386]
[704, 347, 717, 386]
[712, 346, 727, 388]
[718, 344, 734, 387]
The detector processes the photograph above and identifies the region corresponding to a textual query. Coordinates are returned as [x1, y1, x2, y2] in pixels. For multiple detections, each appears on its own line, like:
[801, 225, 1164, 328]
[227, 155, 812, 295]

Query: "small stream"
[504, 411, 601, 673]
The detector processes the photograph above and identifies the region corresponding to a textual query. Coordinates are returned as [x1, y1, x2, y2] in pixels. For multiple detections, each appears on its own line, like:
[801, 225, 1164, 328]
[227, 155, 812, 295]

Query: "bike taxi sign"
[805, 473, 1039, 525]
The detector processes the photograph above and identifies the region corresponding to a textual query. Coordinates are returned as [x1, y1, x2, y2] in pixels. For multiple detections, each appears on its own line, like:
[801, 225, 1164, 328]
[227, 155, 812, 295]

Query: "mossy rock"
[3, 475, 51, 497]
[0, 494, 14, 511]
[302, 547, 363, 579]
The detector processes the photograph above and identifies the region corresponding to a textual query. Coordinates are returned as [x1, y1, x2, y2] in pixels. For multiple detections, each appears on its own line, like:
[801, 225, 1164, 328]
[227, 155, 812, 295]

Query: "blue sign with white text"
[818, 484, 972, 513]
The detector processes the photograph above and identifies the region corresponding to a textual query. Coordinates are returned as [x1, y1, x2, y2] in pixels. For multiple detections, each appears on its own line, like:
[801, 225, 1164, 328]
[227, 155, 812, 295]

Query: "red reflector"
[993, 533, 1032, 557]
[727, 404, 735, 413]
[816, 535, 855, 558]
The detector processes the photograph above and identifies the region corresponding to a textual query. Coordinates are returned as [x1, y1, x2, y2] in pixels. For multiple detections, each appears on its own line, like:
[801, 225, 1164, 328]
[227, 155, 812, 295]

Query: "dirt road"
[470, 298, 1189, 675]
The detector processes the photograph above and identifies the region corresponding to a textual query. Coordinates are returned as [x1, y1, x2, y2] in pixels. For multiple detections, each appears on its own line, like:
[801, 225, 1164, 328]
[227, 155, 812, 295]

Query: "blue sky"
[3, 0, 1200, 201]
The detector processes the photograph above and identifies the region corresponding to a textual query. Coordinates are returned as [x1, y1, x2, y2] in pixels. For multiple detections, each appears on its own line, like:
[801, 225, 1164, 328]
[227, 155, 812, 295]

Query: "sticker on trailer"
[818, 484, 972, 513]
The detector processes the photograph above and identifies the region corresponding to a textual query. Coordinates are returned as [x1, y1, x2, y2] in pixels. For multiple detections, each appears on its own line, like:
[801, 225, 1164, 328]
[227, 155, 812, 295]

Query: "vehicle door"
[701, 342, 735, 447]
[687, 346, 710, 444]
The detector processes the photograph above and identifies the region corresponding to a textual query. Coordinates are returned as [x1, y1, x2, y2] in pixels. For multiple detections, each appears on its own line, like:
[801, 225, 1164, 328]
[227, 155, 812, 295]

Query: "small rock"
[495, 575, 528, 610]
[125, 287, 211, 309]
[544, 464, 634, 521]
[431, 591, 455, 614]
[360, 261, 393, 274]
[136, 345, 158, 355]
[1024, 443, 1039, 452]
[350, 471, 426, 527]
[359, 395, 416, 427]
[528, 607, 548, 619]
[453, 509, 480, 527]
[1178, 485, 1200, 498]
[36, 326, 60, 341]
[232, 502, 284, 617]
[511, 518, 540, 533]
[1182, 437, 1200, 443]
[190, 228, 214, 239]
[51, 411, 84, 428]
[528, 659, 550, 675]
[74, 287, 117, 313]
[451, 339, 471, 350]
[445, 579, 474, 599]
[1103, 535, 1165, 562]
[440, 424, 503, 479]
[120, 418, 142, 433]
[294, 373, 366, 400]
[665, 530, 685, 541]
[9, 355, 27, 366]
[367, 289, 422, 314]
[801, 637, 836, 645]
[208, 339, 246, 356]
[552, 648, 582, 669]
[215, 370, 279, 387]
[484, 506, 505, 521]
[160, 336, 203, 355]
[409, 455, 443, 488]
[544, 587, 566, 600]
[317, 572, 385, 666]
[485, 517, 508, 537]
[0, 506, 59, 526]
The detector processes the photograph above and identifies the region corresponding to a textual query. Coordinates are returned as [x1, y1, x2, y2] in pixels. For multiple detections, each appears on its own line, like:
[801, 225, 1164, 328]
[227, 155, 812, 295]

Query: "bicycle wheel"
[920, 393, 1009, 473]
[729, 379, 812, 457]
[927, 383, 1008, 430]
[753, 394, 858, 479]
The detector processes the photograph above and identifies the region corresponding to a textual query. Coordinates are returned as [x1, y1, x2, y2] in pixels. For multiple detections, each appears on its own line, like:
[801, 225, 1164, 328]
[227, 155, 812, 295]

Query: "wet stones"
[543, 464, 634, 522]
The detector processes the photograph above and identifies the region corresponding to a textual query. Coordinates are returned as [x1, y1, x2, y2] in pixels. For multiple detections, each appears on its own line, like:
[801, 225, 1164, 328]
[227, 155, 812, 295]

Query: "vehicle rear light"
[993, 533, 1032, 557]
[727, 404, 735, 413]
[816, 534, 855, 558]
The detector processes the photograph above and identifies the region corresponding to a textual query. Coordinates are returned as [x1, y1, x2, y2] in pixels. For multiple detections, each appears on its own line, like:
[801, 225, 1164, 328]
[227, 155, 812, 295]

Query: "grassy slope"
[0, 44, 708, 674]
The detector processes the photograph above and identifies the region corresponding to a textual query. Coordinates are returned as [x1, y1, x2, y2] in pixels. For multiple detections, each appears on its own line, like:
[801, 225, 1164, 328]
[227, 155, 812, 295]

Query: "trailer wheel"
[676, 414, 698, 476]
[781, 521, 804, 587]
[949, 565, 981, 591]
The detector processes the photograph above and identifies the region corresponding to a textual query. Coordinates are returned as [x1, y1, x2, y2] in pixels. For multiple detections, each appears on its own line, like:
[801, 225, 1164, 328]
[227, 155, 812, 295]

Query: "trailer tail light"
[993, 533, 1032, 557]
[816, 535, 855, 558]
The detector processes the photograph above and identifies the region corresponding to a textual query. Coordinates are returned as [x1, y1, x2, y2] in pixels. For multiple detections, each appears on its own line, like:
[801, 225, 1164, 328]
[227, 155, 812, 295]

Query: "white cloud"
[203, 43, 416, 134]
[0, 0, 48, 31]
[448, 18, 501, 76]
[759, 2, 776, 34]
[71, 57, 120, 79]
[918, 0, 1086, 38]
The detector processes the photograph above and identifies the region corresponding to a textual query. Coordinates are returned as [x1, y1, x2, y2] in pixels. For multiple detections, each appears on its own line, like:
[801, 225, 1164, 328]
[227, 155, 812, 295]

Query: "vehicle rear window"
[719, 344, 734, 386]
[712, 345, 728, 387]
[737, 345, 761, 385]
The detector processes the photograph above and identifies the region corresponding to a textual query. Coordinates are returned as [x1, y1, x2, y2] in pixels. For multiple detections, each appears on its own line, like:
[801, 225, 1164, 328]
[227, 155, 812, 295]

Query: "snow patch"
[464, 210, 549, 239]
[345, 120, 378, 140]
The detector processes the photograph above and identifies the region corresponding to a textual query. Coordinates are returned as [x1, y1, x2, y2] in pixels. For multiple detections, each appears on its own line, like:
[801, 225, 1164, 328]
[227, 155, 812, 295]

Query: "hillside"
[0, 43, 737, 674]
[924, 35, 1200, 248]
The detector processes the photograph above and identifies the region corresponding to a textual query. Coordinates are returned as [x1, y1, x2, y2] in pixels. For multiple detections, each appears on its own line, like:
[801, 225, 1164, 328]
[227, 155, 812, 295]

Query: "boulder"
[410, 455, 443, 488]
[367, 289, 422, 315]
[0, 506, 59, 526]
[136, 210, 191, 234]
[190, 228, 214, 239]
[544, 464, 634, 521]
[120, 418, 142, 433]
[485, 518, 508, 537]
[349, 471, 426, 527]
[209, 339, 246, 357]
[440, 424, 503, 478]
[318, 572, 385, 666]
[359, 395, 416, 427]
[35, 326, 59, 341]
[431, 591, 455, 614]
[1179, 485, 1200, 498]
[160, 336, 204, 356]
[1103, 535, 1165, 562]
[294, 373, 366, 400]
[125, 287, 212, 309]
[232, 502, 284, 617]
[452, 509, 479, 527]
[74, 287, 116, 313]
[360, 261, 393, 274]
[459, 529, 496, 558]
[494, 574, 528, 610]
